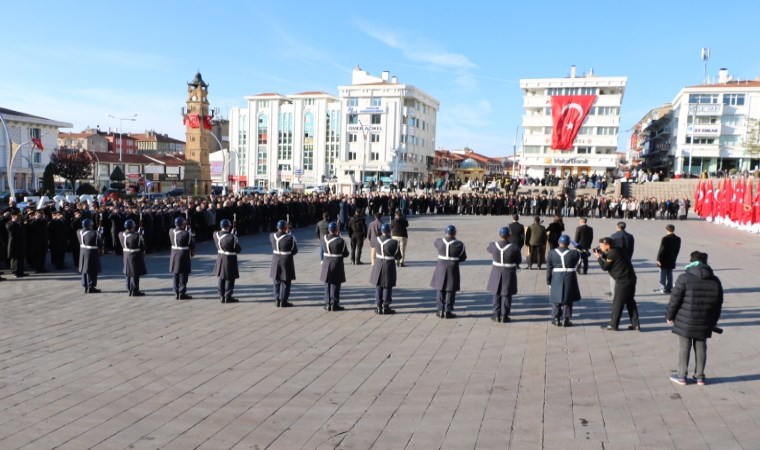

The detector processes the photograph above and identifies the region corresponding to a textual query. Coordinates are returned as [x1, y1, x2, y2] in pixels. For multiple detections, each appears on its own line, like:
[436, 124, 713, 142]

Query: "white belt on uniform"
[80, 245, 99, 250]
[123, 248, 141, 253]
[553, 268, 575, 272]
[377, 255, 396, 261]
[172, 246, 190, 250]
[273, 250, 292, 255]
[492, 262, 516, 268]
[218, 250, 236, 255]
[324, 254, 342, 258]
[437, 256, 460, 261]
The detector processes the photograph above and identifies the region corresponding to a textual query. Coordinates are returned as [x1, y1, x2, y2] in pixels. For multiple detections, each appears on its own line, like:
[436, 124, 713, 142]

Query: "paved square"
[1, 214, 759, 449]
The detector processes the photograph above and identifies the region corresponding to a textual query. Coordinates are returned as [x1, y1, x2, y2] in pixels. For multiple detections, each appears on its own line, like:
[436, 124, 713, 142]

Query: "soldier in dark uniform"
[347, 209, 367, 265]
[320, 222, 349, 311]
[49, 211, 69, 270]
[77, 219, 102, 293]
[546, 235, 582, 326]
[367, 212, 383, 265]
[119, 219, 147, 297]
[316, 212, 330, 263]
[369, 223, 401, 314]
[6, 211, 28, 278]
[27, 210, 49, 273]
[70, 210, 84, 267]
[213, 219, 241, 303]
[486, 226, 522, 322]
[111, 207, 125, 255]
[430, 225, 467, 318]
[270, 219, 298, 307]
[169, 216, 195, 300]
[594, 237, 640, 331]
[0, 210, 9, 280]
[573, 217, 594, 274]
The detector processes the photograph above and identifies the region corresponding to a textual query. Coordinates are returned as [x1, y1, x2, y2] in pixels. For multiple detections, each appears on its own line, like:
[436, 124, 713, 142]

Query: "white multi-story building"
[229, 66, 439, 192]
[229, 91, 340, 190]
[520, 67, 627, 179]
[335, 66, 439, 191]
[1, 107, 72, 193]
[668, 68, 760, 176]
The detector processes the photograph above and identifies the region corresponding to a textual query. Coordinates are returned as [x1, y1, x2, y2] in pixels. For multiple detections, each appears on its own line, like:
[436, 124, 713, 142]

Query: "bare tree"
[49, 148, 93, 190]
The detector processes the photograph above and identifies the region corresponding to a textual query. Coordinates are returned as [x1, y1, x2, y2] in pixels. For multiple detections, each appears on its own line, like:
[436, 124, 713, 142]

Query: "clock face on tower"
[191, 95, 197, 101]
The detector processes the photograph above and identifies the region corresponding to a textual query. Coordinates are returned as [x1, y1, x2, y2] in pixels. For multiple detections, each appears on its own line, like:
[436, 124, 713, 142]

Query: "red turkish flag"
[550, 95, 597, 150]
[694, 179, 703, 217]
[721, 178, 733, 221]
[702, 179, 714, 219]
[741, 179, 754, 226]
[732, 177, 745, 222]
[753, 179, 760, 225]
[186, 114, 200, 129]
[202, 115, 213, 130]
[31, 138, 44, 150]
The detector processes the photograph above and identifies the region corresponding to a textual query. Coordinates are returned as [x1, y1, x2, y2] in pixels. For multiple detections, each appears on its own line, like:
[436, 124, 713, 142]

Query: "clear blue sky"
[2, 0, 759, 156]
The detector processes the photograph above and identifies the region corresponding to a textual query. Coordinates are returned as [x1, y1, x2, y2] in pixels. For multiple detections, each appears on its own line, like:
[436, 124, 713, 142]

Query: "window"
[29, 128, 41, 139]
[370, 152, 379, 161]
[370, 133, 380, 143]
[348, 133, 357, 143]
[370, 114, 381, 124]
[722, 114, 745, 126]
[577, 147, 591, 154]
[33, 152, 41, 164]
[523, 146, 541, 154]
[689, 93, 719, 104]
[325, 110, 340, 177]
[596, 127, 617, 135]
[370, 97, 381, 107]
[348, 114, 358, 124]
[257, 146, 267, 175]
[723, 93, 745, 106]
[348, 151, 357, 160]
[685, 136, 716, 145]
[257, 114, 268, 145]
[578, 127, 592, 135]
[277, 112, 293, 160]
[687, 116, 717, 125]
[720, 134, 741, 146]
[594, 107, 619, 115]
[304, 98, 315, 106]
[302, 112, 315, 171]
[347, 98, 358, 107]
[259, 100, 269, 107]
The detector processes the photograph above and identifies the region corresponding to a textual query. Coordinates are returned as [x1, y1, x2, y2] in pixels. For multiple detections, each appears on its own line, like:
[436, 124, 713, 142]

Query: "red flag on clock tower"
[550, 95, 597, 150]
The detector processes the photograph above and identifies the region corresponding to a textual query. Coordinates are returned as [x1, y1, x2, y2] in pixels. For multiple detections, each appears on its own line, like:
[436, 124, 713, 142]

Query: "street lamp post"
[357, 119, 368, 192]
[108, 114, 137, 163]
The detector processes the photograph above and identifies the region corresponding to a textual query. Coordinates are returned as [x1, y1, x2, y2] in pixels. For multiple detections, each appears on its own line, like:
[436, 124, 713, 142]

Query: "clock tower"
[182, 71, 213, 196]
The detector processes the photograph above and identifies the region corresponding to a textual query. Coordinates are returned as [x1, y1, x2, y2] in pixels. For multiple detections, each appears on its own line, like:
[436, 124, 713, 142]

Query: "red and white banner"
[202, 115, 213, 130]
[31, 138, 44, 150]
[184, 114, 201, 129]
[550, 95, 597, 150]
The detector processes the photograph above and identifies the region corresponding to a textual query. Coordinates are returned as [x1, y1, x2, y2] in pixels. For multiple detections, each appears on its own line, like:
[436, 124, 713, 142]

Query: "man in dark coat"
[169, 216, 195, 300]
[369, 223, 401, 314]
[573, 217, 594, 275]
[655, 224, 681, 294]
[213, 219, 241, 303]
[347, 209, 367, 264]
[70, 210, 84, 267]
[6, 212, 28, 278]
[390, 210, 409, 267]
[320, 222, 349, 311]
[77, 219, 102, 293]
[594, 237, 640, 331]
[610, 221, 635, 260]
[27, 210, 49, 273]
[48, 211, 69, 270]
[545, 214, 565, 257]
[525, 216, 546, 270]
[430, 224, 467, 319]
[119, 219, 147, 296]
[367, 212, 383, 265]
[666, 251, 723, 386]
[546, 235, 582, 327]
[508, 214, 525, 249]
[486, 226, 521, 322]
[270, 219, 298, 307]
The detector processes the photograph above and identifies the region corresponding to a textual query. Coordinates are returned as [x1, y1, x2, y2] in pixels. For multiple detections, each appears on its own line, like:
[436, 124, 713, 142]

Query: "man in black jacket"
[594, 237, 640, 331]
[655, 224, 681, 294]
[573, 217, 594, 275]
[666, 251, 723, 386]
[347, 210, 367, 265]
[390, 210, 409, 267]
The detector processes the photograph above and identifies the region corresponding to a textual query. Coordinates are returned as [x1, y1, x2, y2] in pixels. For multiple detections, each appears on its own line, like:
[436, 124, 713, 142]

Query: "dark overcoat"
[546, 247, 582, 304]
[169, 227, 195, 274]
[77, 229, 102, 275]
[508, 222, 525, 247]
[667, 263, 723, 339]
[320, 234, 349, 284]
[270, 231, 298, 281]
[213, 230, 241, 279]
[486, 240, 521, 295]
[430, 237, 467, 291]
[119, 231, 147, 277]
[6, 220, 26, 259]
[369, 235, 400, 287]
[656, 233, 681, 270]
[573, 224, 594, 250]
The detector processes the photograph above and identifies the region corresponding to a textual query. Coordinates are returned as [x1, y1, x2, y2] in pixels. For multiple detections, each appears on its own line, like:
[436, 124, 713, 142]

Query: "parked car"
[166, 188, 185, 198]
[137, 192, 166, 201]
[241, 186, 266, 196]
[270, 187, 293, 196]
[379, 185, 391, 193]
[304, 184, 327, 195]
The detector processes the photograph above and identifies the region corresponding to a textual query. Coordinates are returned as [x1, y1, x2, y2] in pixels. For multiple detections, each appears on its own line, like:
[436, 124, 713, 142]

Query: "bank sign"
[346, 106, 386, 114]
[347, 124, 383, 133]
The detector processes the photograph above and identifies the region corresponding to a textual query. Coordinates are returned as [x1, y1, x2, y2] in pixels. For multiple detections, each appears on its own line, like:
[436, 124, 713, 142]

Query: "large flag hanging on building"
[202, 115, 213, 130]
[184, 114, 200, 129]
[550, 95, 597, 150]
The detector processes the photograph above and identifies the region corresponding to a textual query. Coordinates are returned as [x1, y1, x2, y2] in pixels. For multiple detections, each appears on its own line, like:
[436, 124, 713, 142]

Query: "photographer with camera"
[666, 251, 723, 386]
[594, 237, 640, 331]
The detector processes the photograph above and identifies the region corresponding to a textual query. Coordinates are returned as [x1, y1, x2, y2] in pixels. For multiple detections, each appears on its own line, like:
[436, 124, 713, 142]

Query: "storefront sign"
[347, 124, 382, 133]
[688, 104, 723, 116]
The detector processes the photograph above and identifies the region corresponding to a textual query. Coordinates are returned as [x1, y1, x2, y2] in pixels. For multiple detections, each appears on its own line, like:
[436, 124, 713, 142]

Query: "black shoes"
[131, 291, 145, 297]
[563, 319, 572, 327]
[326, 304, 345, 311]
[502, 316, 511, 323]
[356, 261, 364, 265]
[628, 325, 641, 331]
[179, 294, 192, 300]
[376, 307, 395, 315]
[552, 318, 561, 327]
[492, 316, 501, 323]
[280, 300, 293, 307]
[86, 287, 101, 294]
[222, 297, 239, 304]
[14, 273, 29, 278]
[443, 312, 456, 319]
